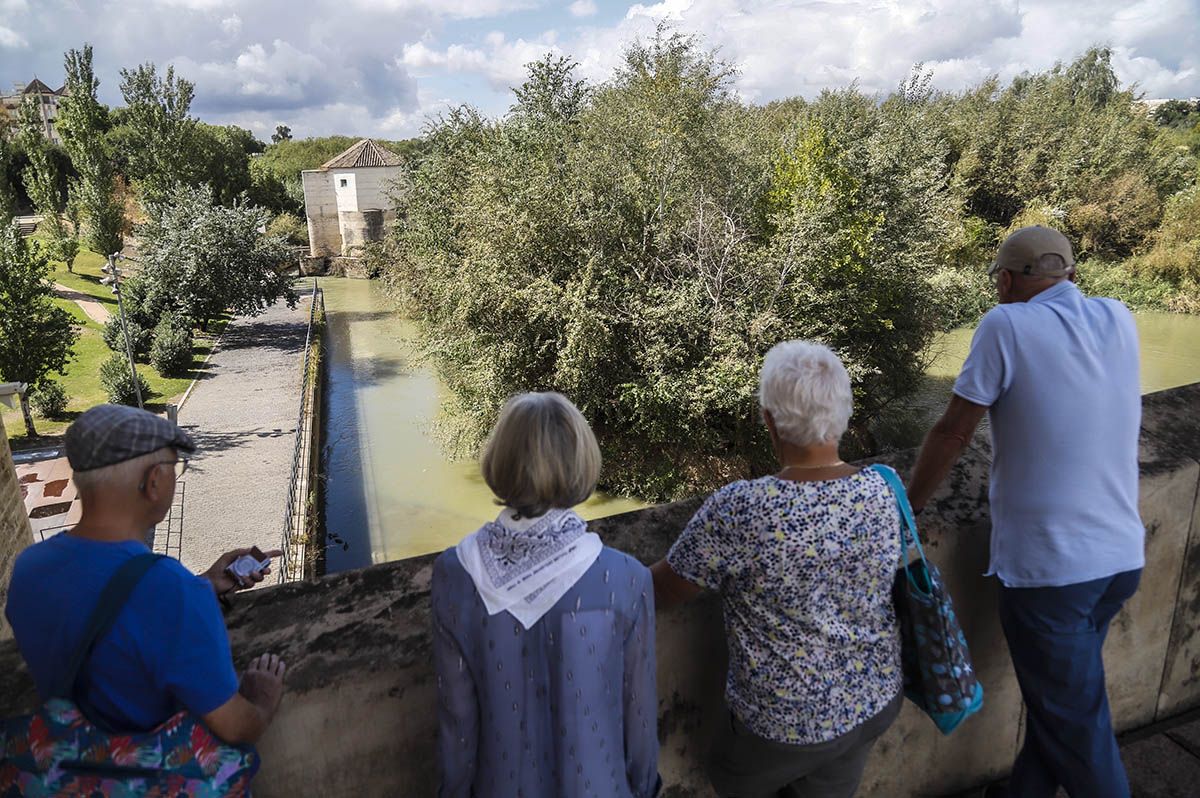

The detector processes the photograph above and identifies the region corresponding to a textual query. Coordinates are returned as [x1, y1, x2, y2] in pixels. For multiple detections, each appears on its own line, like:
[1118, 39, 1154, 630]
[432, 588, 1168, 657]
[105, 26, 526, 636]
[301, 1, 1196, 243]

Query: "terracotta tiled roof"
[23, 78, 57, 95]
[320, 139, 403, 169]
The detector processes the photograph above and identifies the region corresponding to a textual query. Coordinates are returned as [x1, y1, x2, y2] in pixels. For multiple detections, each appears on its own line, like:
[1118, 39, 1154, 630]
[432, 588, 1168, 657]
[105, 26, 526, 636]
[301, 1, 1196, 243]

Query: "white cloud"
[402, 32, 562, 89]
[0, 25, 28, 49]
[568, 0, 597, 17]
[345, 0, 540, 19]
[0, 0, 1197, 138]
[156, 0, 236, 9]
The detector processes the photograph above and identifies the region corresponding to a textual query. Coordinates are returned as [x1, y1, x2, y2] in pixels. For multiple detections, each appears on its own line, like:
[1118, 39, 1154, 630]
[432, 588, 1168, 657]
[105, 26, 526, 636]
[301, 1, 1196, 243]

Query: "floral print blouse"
[667, 469, 903, 745]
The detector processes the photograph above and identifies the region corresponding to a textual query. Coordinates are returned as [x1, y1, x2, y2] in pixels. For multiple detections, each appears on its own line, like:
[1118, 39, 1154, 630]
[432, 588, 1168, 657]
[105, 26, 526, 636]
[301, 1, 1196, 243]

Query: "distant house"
[0, 79, 65, 144]
[301, 139, 403, 265]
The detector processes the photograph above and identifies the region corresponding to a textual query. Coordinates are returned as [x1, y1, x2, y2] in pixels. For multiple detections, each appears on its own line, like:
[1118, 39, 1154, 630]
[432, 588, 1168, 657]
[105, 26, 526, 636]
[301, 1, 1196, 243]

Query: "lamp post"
[100, 253, 143, 410]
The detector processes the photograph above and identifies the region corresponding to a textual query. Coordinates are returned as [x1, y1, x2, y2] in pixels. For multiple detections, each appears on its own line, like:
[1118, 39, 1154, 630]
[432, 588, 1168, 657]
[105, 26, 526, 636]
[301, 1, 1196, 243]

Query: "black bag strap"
[51, 552, 166, 700]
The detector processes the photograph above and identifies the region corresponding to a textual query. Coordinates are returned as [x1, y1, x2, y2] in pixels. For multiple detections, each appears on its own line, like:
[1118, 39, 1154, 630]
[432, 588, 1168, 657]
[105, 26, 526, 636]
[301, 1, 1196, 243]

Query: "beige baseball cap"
[988, 225, 1076, 279]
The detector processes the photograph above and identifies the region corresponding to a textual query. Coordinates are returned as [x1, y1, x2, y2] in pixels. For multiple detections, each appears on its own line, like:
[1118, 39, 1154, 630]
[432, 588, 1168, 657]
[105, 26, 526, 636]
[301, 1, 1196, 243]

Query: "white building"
[301, 139, 403, 260]
[0, 79, 65, 144]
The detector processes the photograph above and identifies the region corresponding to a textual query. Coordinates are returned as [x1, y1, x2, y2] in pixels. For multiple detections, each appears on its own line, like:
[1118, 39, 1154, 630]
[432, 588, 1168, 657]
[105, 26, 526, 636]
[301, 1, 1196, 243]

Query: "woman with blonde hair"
[652, 340, 903, 798]
[432, 392, 660, 798]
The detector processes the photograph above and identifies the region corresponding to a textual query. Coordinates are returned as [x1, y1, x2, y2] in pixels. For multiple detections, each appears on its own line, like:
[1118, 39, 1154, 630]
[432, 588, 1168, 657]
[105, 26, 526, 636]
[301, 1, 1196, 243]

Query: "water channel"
[321, 277, 1200, 572]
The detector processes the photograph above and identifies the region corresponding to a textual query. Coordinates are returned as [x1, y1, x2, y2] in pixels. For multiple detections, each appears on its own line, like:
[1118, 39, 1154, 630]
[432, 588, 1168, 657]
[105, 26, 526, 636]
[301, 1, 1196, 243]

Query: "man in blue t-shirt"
[908, 227, 1143, 798]
[5, 404, 287, 745]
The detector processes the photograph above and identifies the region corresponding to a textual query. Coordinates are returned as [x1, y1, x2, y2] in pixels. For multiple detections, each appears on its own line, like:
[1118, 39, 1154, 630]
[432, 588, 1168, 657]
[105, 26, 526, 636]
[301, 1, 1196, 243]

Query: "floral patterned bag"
[0, 554, 260, 796]
[870, 465, 984, 735]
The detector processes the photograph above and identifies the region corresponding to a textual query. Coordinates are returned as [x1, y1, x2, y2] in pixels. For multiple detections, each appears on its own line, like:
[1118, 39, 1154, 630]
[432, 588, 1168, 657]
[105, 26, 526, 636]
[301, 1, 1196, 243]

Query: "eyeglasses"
[138, 457, 188, 492]
[155, 458, 188, 478]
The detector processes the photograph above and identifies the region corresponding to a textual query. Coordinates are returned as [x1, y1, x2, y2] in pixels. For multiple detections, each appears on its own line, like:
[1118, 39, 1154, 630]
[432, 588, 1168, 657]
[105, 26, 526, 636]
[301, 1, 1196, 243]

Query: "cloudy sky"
[1, 0, 1197, 140]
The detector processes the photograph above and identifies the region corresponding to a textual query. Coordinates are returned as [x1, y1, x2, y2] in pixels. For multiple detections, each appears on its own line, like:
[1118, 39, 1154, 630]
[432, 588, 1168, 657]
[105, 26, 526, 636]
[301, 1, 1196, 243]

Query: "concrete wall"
[301, 171, 340, 258]
[1, 383, 1198, 796]
[0, 411, 34, 641]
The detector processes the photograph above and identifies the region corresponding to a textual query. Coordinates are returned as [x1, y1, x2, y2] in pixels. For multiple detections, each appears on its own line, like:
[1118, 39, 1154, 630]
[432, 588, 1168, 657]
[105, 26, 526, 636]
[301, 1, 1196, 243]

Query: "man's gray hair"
[758, 340, 854, 447]
[71, 448, 170, 495]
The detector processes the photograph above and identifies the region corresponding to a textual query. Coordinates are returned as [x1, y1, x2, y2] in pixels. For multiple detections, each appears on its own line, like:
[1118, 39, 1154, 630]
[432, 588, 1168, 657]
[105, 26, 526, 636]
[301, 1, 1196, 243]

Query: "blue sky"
[1, 0, 1197, 141]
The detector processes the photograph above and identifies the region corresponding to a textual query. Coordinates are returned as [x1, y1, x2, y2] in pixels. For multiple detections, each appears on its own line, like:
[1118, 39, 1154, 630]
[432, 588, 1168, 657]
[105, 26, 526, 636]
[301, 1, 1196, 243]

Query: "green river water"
[320, 278, 1200, 570]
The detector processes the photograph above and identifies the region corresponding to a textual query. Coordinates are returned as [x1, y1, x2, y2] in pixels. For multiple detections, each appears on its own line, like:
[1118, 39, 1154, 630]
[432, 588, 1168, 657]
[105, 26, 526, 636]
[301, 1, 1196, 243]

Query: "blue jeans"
[998, 569, 1141, 798]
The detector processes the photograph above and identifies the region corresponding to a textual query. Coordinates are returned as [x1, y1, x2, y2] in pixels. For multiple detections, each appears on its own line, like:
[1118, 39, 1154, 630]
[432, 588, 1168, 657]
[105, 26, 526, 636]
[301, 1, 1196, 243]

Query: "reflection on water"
[320, 278, 645, 571]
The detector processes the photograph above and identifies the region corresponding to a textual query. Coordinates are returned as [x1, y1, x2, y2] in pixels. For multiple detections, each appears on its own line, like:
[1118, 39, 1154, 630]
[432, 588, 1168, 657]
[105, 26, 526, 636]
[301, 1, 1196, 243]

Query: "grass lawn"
[3, 247, 229, 447]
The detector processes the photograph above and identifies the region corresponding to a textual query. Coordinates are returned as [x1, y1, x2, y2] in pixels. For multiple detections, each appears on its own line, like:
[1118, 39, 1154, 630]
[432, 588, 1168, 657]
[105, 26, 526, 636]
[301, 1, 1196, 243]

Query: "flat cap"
[65, 404, 195, 472]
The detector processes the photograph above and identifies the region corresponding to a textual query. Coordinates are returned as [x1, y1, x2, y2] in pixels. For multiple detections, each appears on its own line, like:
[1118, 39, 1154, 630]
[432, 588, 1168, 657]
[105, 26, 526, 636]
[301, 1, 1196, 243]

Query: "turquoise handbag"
[871, 464, 985, 734]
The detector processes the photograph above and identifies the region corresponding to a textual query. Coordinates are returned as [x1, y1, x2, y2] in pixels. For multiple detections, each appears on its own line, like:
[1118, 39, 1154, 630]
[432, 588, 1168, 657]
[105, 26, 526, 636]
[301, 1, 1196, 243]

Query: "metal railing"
[37, 481, 185, 561]
[279, 281, 324, 582]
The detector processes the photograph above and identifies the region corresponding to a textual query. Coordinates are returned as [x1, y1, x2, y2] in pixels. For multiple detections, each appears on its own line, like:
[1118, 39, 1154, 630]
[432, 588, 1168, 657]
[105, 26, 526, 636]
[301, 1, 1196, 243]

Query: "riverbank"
[319, 278, 645, 571]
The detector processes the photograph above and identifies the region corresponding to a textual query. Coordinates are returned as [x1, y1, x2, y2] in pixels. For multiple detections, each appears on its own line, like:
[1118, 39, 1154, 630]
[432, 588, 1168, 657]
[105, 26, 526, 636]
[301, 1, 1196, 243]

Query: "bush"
[267, 212, 308, 246]
[149, 313, 194, 376]
[99, 353, 150, 406]
[30, 380, 69, 418]
[102, 315, 151, 358]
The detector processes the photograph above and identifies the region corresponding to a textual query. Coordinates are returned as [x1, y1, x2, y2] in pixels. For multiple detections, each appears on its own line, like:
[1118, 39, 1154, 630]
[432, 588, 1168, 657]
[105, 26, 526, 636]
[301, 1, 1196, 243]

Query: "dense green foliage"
[30, 379, 68, 419]
[102, 314, 151, 358]
[58, 45, 125, 257]
[99, 351, 149, 406]
[149, 312, 193, 377]
[0, 222, 79, 436]
[378, 36, 1200, 500]
[117, 63, 199, 204]
[18, 97, 78, 271]
[137, 183, 296, 328]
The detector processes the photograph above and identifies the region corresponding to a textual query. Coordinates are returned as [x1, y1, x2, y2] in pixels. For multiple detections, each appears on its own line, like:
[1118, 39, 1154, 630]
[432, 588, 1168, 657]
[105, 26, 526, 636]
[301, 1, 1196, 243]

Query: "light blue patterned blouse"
[667, 470, 903, 745]
[433, 545, 660, 798]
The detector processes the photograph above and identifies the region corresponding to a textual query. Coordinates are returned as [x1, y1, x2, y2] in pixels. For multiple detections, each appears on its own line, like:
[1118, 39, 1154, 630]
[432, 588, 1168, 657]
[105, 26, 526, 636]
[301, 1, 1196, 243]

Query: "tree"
[0, 131, 14, 222]
[17, 97, 78, 271]
[138, 183, 296, 329]
[0, 222, 79, 436]
[271, 124, 292, 143]
[194, 123, 261, 205]
[118, 63, 198, 204]
[58, 44, 125, 256]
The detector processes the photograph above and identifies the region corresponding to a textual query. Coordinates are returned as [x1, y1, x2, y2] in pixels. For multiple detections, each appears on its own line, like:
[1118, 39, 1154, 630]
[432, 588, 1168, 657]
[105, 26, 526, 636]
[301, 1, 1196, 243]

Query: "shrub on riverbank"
[30, 380, 68, 419]
[99, 352, 150, 406]
[379, 34, 1200, 500]
[149, 312, 194, 377]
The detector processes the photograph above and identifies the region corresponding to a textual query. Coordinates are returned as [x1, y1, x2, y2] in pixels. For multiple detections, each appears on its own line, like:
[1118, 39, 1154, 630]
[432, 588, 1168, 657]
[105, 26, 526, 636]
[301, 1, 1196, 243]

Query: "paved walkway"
[53, 283, 111, 324]
[955, 708, 1200, 797]
[176, 297, 310, 575]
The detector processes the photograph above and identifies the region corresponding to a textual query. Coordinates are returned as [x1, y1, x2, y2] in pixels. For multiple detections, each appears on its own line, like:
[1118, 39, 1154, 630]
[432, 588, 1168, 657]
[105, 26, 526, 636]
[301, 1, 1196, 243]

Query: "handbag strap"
[51, 552, 166, 699]
[868, 464, 927, 566]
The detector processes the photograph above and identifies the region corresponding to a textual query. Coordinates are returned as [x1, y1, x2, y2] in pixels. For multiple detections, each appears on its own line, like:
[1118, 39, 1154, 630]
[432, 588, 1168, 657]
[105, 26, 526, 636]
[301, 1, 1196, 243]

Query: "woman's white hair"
[758, 340, 853, 447]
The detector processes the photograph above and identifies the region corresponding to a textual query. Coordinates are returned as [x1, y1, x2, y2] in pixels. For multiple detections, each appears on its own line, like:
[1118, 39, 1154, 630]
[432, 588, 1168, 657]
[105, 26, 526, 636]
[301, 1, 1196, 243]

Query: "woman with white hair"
[432, 392, 660, 798]
[652, 340, 903, 798]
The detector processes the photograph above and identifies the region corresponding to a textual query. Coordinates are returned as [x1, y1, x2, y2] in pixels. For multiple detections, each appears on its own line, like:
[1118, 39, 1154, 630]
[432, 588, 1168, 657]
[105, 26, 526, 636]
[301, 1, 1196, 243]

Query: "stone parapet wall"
[1, 383, 1198, 796]
[0, 411, 33, 641]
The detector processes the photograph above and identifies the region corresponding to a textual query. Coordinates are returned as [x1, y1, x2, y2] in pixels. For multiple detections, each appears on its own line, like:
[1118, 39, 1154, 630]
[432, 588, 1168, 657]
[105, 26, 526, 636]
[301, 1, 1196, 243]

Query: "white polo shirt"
[953, 281, 1144, 588]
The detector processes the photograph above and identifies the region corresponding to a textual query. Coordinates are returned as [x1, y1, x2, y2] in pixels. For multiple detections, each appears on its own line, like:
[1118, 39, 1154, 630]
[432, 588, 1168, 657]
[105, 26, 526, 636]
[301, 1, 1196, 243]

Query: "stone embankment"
[1, 382, 1198, 796]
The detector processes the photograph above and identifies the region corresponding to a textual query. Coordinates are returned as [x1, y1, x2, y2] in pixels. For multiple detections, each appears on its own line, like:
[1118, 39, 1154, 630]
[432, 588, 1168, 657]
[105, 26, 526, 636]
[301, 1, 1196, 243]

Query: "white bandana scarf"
[456, 507, 603, 630]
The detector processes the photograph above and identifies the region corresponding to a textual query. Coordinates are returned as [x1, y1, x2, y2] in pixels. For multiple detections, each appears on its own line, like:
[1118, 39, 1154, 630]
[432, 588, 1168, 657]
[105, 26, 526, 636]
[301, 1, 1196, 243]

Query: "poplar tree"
[59, 44, 124, 256]
[18, 97, 78, 271]
[118, 63, 198, 204]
